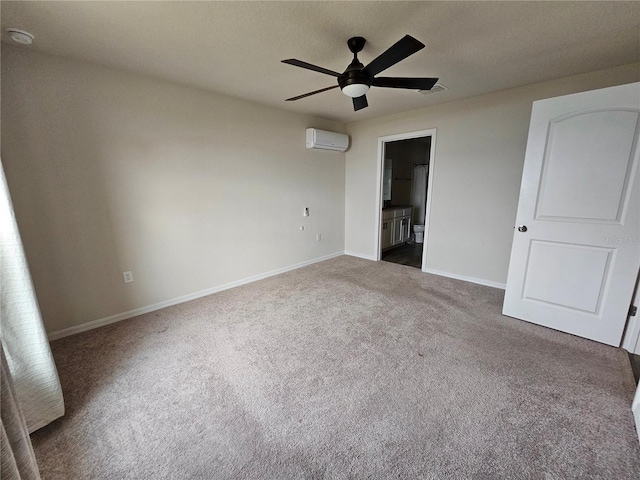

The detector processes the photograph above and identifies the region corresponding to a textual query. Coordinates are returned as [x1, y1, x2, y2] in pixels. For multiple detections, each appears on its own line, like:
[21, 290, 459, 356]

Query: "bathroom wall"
[385, 139, 431, 209]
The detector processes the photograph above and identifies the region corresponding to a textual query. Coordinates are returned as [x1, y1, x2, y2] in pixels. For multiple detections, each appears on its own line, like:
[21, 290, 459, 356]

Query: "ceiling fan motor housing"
[338, 60, 372, 91]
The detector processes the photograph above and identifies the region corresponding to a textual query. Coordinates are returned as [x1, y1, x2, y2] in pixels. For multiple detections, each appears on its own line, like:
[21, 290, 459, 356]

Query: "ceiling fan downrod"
[339, 37, 372, 98]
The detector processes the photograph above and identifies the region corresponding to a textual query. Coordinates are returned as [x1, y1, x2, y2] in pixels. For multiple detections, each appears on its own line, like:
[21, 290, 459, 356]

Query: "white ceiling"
[2, 1, 638, 123]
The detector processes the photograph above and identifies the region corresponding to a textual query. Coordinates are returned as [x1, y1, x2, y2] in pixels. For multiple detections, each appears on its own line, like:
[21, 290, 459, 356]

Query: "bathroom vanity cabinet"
[381, 207, 412, 250]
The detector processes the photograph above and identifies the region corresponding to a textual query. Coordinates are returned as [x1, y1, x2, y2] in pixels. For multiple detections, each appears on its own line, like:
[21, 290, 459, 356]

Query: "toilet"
[413, 225, 425, 244]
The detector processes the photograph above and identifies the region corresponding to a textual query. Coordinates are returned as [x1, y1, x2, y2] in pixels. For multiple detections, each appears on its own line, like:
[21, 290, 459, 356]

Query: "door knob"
[517, 225, 528, 232]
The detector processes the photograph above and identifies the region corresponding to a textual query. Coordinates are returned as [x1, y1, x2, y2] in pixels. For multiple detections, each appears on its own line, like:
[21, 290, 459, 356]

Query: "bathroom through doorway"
[375, 129, 436, 270]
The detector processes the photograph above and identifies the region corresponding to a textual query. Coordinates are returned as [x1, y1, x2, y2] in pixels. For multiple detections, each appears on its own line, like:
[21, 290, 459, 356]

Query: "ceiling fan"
[282, 35, 438, 111]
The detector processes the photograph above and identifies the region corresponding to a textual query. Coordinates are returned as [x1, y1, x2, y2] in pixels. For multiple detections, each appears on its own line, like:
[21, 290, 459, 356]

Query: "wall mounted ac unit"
[306, 128, 349, 152]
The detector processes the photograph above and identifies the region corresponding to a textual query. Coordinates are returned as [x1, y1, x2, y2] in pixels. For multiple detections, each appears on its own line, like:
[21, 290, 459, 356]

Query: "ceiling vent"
[419, 83, 448, 95]
[5, 28, 34, 45]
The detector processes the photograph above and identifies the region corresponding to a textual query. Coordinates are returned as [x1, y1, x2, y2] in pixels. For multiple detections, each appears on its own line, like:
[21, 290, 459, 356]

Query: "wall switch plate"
[303, 207, 309, 217]
[123, 271, 134, 283]
[316, 233, 321, 242]
[300, 226, 304, 231]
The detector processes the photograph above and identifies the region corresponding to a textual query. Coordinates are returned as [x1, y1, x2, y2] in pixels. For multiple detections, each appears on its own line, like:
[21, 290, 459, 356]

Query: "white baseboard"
[342, 252, 506, 290]
[422, 267, 506, 290]
[344, 251, 377, 261]
[47, 251, 344, 341]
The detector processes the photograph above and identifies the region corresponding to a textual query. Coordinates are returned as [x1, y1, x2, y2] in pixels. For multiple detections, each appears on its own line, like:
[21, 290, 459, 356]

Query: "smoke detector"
[5, 28, 34, 45]
[419, 83, 448, 95]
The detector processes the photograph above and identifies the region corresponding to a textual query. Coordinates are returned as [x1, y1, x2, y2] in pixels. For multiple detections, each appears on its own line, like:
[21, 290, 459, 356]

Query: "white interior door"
[503, 82, 640, 346]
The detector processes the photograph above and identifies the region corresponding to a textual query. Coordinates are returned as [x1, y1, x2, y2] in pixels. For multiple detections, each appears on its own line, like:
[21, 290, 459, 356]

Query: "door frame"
[633, 379, 640, 443]
[374, 128, 437, 271]
[622, 271, 640, 354]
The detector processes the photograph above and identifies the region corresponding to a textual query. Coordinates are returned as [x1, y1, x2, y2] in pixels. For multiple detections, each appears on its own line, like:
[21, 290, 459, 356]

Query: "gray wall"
[1, 45, 346, 334]
[3, 43, 638, 333]
[344, 63, 639, 285]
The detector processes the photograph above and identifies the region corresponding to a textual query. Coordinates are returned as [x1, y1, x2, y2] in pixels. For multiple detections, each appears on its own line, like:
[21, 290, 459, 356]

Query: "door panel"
[381, 221, 392, 249]
[393, 218, 403, 245]
[402, 217, 411, 242]
[503, 82, 640, 346]
[536, 110, 639, 223]
[522, 241, 612, 313]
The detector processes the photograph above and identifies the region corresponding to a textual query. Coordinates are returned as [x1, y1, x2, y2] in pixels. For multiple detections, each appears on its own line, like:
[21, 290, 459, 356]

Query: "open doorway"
[375, 129, 436, 270]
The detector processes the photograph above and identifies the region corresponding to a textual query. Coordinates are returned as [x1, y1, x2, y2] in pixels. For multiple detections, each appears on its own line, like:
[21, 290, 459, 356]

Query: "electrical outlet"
[316, 233, 321, 242]
[303, 207, 309, 217]
[123, 271, 134, 284]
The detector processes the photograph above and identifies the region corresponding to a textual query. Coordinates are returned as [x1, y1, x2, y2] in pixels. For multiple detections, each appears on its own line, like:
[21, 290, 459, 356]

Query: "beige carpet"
[31, 256, 640, 479]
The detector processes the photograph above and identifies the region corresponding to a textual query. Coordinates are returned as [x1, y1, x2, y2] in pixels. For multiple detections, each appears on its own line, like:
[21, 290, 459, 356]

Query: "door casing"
[374, 128, 436, 271]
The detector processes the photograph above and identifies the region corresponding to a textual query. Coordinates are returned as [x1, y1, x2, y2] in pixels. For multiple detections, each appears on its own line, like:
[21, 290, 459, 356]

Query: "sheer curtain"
[411, 164, 428, 225]
[1, 345, 41, 480]
[0, 158, 64, 435]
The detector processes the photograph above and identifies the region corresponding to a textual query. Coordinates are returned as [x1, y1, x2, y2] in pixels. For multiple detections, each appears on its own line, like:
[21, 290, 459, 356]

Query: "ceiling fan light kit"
[341, 83, 370, 98]
[282, 35, 438, 111]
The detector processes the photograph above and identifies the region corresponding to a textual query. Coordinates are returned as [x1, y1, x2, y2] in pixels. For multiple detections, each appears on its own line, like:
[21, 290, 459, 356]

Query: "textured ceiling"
[1, 1, 639, 123]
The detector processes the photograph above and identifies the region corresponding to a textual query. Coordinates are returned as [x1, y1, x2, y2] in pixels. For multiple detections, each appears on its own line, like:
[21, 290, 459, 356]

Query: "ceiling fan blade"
[373, 77, 438, 90]
[353, 95, 368, 111]
[363, 35, 425, 77]
[282, 59, 341, 77]
[286, 85, 339, 101]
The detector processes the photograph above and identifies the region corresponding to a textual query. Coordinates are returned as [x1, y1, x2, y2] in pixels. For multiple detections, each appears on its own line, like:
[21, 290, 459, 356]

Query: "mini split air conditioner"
[306, 128, 349, 152]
